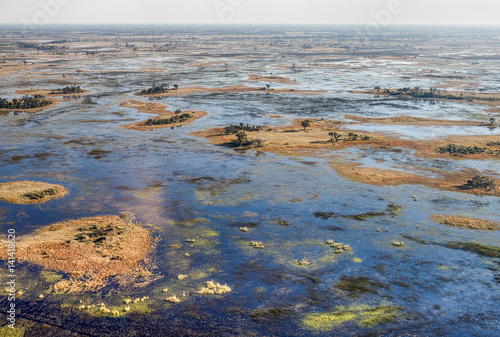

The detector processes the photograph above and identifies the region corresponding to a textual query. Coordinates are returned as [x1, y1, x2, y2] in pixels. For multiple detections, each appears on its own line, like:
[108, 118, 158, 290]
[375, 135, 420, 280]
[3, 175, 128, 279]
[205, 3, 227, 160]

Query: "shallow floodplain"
[0, 25, 499, 336]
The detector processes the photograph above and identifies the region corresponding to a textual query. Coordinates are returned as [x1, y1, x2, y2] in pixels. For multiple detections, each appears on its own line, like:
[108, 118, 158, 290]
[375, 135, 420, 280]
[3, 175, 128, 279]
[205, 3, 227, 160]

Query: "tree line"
[0, 95, 52, 109]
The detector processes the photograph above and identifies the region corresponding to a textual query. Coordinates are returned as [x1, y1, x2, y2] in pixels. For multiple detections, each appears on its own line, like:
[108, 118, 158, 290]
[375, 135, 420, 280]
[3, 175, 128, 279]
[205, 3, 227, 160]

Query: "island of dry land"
[15, 87, 91, 97]
[120, 100, 207, 131]
[136, 85, 324, 97]
[0, 181, 68, 204]
[0, 215, 157, 292]
[429, 214, 499, 231]
[0, 86, 90, 113]
[192, 118, 499, 196]
[356, 88, 500, 107]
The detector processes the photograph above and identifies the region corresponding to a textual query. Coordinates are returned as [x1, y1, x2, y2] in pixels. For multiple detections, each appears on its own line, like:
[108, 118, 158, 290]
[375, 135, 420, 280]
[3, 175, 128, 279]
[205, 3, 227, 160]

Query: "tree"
[329, 131, 341, 142]
[347, 132, 358, 141]
[173, 84, 179, 90]
[174, 109, 182, 117]
[266, 84, 271, 90]
[234, 131, 249, 147]
[489, 118, 495, 125]
[301, 119, 311, 132]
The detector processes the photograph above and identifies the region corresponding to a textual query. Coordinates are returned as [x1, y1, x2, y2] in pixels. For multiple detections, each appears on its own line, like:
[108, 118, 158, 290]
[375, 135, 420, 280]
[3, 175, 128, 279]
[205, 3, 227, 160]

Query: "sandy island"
[192, 118, 500, 196]
[356, 88, 500, 107]
[248, 74, 296, 84]
[0, 215, 157, 292]
[0, 181, 68, 204]
[15, 88, 91, 97]
[120, 100, 207, 131]
[136, 85, 324, 97]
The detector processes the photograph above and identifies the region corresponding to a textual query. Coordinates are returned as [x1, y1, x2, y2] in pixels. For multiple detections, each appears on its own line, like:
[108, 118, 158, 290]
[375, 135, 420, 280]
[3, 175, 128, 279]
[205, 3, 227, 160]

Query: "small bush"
[24, 188, 57, 200]
[462, 175, 496, 191]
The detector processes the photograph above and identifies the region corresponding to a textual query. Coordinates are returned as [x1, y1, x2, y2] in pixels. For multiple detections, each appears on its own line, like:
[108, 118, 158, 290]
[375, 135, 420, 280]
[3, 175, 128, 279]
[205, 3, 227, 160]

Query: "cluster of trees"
[438, 144, 487, 155]
[50, 86, 84, 94]
[463, 175, 496, 191]
[232, 131, 265, 148]
[17, 42, 59, 50]
[328, 131, 369, 142]
[487, 141, 500, 146]
[24, 189, 56, 200]
[144, 112, 193, 126]
[223, 123, 263, 135]
[379, 87, 498, 102]
[140, 84, 179, 95]
[0, 95, 52, 109]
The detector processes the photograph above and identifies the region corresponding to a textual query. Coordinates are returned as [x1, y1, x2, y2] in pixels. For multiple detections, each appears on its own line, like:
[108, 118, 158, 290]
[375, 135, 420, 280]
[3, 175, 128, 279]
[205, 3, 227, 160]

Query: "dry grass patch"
[0, 181, 68, 204]
[0, 215, 157, 292]
[248, 74, 295, 84]
[430, 214, 499, 231]
[136, 85, 324, 97]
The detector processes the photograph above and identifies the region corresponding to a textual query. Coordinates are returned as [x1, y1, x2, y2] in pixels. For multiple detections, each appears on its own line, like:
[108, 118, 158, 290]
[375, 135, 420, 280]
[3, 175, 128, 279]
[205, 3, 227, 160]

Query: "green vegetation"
[314, 212, 335, 220]
[328, 131, 341, 142]
[462, 175, 496, 191]
[222, 123, 263, 135]
[144, 113, 193, 126]
[302, 304, 401, 331]
[337, 276, 386, 295]
[140, 84, 178, 95]
[301, 119, 311, 131]
[50, 86, 84, 94]
[438, 144, 487, 155]
[486, 141, 500, 146]
[444, 242, 500, 258]
[381, 87, 499, 102]
[342, 211, 386, 221]
[24, 188, 57, 200]
[231, 131, 265, 148]
[0, 95, 52, 109]
[249, 307, 288, 322]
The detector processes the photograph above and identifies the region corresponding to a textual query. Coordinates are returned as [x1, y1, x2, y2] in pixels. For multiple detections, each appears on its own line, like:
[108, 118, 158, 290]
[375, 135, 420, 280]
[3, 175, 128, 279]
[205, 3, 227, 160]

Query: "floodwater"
[0, 25, 499, 336]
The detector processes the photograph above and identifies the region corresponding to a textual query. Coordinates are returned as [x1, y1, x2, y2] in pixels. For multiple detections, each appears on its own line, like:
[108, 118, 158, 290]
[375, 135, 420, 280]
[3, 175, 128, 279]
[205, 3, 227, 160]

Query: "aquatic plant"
[302, 304, 401, 331]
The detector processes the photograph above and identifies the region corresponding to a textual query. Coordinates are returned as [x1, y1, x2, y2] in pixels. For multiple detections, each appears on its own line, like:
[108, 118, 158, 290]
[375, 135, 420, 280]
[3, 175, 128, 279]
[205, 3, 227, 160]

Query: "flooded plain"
[0, 25, 499, 336]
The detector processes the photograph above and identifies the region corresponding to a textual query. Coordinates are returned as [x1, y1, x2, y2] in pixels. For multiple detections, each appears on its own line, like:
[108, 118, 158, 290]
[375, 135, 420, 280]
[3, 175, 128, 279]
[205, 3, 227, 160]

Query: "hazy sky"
[1, 0, 499, 25]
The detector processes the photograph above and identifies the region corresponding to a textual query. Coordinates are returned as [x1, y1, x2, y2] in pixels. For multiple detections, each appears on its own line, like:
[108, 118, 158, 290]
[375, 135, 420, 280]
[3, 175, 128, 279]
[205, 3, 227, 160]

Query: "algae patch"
[302, 304, 401, 331]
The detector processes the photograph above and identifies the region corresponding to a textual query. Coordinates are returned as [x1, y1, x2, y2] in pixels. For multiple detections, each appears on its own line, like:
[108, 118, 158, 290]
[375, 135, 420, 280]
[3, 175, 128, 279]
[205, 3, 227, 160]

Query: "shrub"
[462, 175, 496, 191]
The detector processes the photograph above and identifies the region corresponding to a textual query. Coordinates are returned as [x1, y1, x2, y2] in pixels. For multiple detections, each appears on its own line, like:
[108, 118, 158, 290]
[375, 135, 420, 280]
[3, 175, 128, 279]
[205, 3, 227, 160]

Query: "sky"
[0, 0, 499, 26]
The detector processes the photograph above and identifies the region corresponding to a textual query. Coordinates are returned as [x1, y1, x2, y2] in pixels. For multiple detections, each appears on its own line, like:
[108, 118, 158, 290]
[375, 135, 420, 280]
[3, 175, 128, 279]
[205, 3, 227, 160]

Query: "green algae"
[337, 276, 387, 296]
[302, 304, 401, 331]
[444, 241, 500, 258]
[0, 325, 26, 337]
[40, 271, 63, 283]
